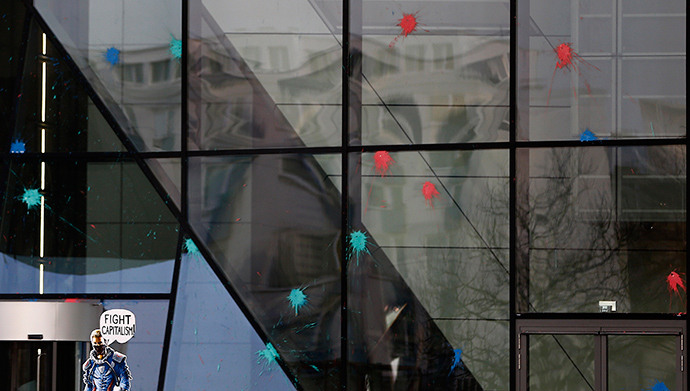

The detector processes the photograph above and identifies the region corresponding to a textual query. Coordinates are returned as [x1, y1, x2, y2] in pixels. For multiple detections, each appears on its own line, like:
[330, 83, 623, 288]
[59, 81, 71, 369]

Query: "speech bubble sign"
[99, 309, 136, 344]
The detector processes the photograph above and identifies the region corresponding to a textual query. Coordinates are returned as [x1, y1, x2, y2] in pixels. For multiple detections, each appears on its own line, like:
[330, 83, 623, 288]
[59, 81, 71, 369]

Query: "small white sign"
[100, 309, 136, 344]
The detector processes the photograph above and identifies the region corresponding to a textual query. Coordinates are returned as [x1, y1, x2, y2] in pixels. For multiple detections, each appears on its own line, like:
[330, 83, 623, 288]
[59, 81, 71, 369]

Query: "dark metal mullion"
[157, 0, 189, 388]
[595, 334, 607, 391]
[156, 229, 184, 391]
[0, 293, 171, 300]
[341, 0, 351, 388]
[510, 0, 518, 390]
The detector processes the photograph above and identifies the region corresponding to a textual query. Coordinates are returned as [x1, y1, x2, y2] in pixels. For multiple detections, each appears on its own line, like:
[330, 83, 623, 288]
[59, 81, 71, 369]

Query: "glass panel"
[188, 154, 342, 389]
[436, 320, 509, 391]
[529, 334, 595, 391]
[189, 0, 342, 149]
[361, 1, 510, 145]
[165, 250, 296, 391]
[0, 0, 27, 154]
[517, 0, 686, 140]
[521, 146, 687, 313]
[145, 159, 182, 209]
[101, 300, 169, 391]
[34, 0, 182, 152]
[609, 335, 677, 391]
[12, 21, 125, 153]
[360, 150, 509, 249]
[349, 150, 504, 388]
[0, 160, 177, 293]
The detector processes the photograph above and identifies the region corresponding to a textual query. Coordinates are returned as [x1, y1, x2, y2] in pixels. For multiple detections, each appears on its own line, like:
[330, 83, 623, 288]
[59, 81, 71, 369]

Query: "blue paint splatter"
[169, 36, 182, 60]
[287, 287, 308, 315]
[643, 381, 671, 391]
[449, 348, 463, 375]
[21, 188, 41, 209]
[183, 238, 199, 255]
[347, 230, 371, 265]
[580, 129, 598, 142]
[10, 139, 25, 153]
[103, 46, 120, 67]
[255, 342, 279, 374]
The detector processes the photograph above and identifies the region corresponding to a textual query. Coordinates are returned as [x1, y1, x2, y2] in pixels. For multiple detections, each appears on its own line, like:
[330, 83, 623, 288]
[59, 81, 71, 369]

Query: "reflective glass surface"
[189, 0, 342, 149]
[12, 21, 125, 153]
[102, 300, 169, 391]
[165, 251, 296, 390]
[361, 1, 510, 145]
[529, 334, 595, 391]
[0, 160, 177, 293]
[349, 150, 508, 389]
[34, 0, 182, 152]
[517, 0, 686, 140]
[188, 154, 342, 389]
[609, 335, 677, 391]
[520, 146, 686, 313]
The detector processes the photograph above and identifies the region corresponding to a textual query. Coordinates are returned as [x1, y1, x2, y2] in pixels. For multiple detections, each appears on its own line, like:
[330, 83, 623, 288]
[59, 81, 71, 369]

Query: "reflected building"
[0, 0, 686, 391]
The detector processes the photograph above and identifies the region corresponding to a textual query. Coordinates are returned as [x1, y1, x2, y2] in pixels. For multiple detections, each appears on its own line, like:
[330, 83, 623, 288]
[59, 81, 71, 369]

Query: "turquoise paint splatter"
[294, 322, 317, 333]
[10, 139, 25, 153]
[347, 230, 371, 265]
[287, 287, 308, 315]
[169, 36, 182, 60]
[103, 46, 120, 67]
[579, 129, 598, 142]
[449, 348, 463, 375]
[255, 342, 279, 374]
[184, 238, 199, 255]
[21, 188, 41, 209]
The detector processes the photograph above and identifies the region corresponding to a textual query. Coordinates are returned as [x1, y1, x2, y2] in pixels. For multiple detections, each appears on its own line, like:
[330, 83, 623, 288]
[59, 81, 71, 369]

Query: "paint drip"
[347, 230, 371, 265]
[287, 287, 308, 315]
[547, 42, 599, 106]
[10, 139, 25, 153]
[390, 12, 420, 48]
[255, 342, 279, 374]
[374, 151, 394, 176]
[449, 348, 463, 375]
[579, 129, 598, 142]
[169, 36, 182, 60]
[422, 181, 440, 208]
[103, 47, 120, 67]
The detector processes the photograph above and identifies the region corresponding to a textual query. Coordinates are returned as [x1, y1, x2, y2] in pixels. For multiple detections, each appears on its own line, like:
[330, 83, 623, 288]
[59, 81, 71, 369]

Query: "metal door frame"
[517, 319, 687, 391]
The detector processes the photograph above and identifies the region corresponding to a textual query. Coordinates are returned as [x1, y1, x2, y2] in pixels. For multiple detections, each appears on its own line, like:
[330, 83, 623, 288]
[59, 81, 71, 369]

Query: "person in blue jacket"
[83, 329, 132, 391]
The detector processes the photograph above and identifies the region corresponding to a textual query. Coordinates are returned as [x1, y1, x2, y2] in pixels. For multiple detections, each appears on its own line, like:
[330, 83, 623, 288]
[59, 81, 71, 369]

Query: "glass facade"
[0, 0, 685, 390]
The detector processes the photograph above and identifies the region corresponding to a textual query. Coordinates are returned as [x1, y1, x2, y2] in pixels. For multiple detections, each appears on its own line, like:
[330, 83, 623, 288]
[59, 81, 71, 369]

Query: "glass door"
[517, 320, 687, 391]
[0, 341, 84, 391]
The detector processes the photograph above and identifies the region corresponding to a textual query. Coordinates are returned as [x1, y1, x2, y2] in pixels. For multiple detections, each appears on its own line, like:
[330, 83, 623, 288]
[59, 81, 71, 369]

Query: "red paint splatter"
[666, 270, 686, 312]
[374, 151, 394, 176]
[422, 181, 440, 209]
[389, 12, 423, 48]
[547, 42, 599, 106]
[398, 13, 418, 37]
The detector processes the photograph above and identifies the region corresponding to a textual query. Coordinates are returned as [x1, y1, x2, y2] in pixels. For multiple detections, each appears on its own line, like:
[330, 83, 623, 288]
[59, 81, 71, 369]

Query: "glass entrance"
[518, 320, 687, 391]
[0, 341, 84, 391]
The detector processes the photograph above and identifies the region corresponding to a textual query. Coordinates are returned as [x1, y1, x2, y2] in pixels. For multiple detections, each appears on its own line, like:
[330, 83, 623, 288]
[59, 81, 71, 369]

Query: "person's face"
[92, 335, 106, 357]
